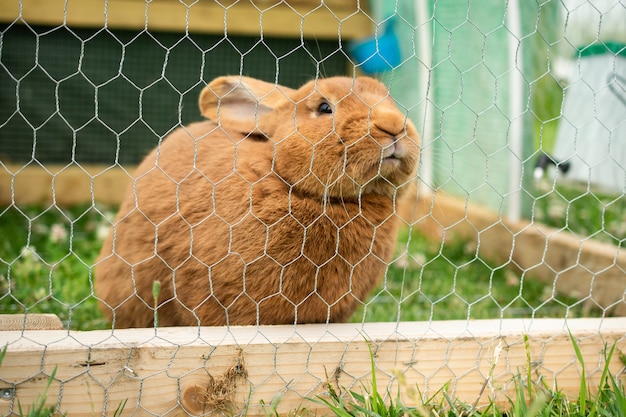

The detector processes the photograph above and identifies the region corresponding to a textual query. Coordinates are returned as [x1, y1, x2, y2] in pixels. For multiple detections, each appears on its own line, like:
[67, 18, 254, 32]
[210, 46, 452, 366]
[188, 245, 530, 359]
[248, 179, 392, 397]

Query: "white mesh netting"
[0, 0, 625, 415]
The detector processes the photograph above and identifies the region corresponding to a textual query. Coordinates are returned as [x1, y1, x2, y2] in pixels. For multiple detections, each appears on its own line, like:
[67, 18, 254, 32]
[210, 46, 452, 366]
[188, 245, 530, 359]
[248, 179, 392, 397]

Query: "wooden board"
[0, 0, 372, 40]
[0, 164, 132, 206]
[0, 314, 63, 331]
[0, 318, 625, 416]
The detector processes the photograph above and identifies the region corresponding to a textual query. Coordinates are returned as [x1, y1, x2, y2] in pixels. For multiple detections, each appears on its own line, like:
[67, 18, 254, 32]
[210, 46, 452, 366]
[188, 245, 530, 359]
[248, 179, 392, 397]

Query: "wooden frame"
[0, 0, 372, 40]
[0, 164, 132, 207]
[1, 317, 625, 415]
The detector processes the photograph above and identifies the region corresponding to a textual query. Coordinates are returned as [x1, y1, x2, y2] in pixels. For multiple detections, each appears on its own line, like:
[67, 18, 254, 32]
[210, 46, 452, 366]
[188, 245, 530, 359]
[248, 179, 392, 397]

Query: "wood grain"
[0, 318, 624, 416]
[0, 314, 63, 331]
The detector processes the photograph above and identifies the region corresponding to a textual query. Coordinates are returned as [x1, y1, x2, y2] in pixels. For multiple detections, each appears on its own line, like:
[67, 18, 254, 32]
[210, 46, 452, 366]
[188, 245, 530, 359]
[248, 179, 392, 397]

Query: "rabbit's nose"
[372, 117, 405, 139]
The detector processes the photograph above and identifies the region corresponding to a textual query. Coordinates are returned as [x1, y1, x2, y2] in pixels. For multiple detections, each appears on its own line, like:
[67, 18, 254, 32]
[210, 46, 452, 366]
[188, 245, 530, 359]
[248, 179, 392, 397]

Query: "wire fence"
[0, 0, 625, 415]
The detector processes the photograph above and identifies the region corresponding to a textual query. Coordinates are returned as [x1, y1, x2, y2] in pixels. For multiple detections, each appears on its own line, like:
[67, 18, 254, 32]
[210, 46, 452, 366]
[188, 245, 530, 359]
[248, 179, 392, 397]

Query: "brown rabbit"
[95, 75, 420, 328]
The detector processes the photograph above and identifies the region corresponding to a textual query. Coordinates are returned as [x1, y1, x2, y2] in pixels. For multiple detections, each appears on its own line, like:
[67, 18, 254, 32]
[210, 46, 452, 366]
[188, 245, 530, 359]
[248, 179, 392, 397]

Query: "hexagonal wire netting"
[0, 0, 625, 415]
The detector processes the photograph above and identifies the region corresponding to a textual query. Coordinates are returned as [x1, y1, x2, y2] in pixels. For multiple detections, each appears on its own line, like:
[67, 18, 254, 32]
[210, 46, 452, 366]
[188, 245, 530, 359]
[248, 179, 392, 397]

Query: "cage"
[0, 1, 625, 416]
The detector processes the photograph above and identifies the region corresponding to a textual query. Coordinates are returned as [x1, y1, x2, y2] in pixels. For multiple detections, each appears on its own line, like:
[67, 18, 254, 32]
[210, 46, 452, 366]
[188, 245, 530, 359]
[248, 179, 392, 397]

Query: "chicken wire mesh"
[0, 0, 625, 415]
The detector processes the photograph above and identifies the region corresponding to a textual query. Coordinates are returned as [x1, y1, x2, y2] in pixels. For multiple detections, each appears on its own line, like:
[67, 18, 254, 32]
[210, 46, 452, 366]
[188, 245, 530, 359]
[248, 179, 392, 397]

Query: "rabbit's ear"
[200, 76, 295, 135]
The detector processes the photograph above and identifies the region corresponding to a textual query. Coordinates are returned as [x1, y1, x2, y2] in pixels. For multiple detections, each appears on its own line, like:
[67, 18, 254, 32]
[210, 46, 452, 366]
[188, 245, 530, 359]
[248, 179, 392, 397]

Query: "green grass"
[0, 196, 610, 331]
[311, 337, 626, 417]
[0, 204, 112, 330]
[17, 366, 57, 417]
[531, 180, 626, 247]
[353, 225, 600, 324]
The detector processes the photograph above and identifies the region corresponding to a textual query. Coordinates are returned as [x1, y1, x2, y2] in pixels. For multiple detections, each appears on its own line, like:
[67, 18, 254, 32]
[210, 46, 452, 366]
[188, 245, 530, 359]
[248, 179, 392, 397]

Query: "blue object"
[348, 20, 401, 74]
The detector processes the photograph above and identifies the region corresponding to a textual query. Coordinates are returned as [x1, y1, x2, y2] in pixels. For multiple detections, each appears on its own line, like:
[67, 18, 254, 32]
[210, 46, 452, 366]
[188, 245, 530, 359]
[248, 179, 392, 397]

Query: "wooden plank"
[0, 164, 132, 206]
[401, 187, 626, 316]
[0, 318, 624, 416]
[0, 0, 373, 40]
[0, 314, 63, 331]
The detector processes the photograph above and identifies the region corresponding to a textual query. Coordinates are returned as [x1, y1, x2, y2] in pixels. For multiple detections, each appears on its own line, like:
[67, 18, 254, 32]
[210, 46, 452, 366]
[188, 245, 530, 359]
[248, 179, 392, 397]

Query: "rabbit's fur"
[95, 76, 420, 328]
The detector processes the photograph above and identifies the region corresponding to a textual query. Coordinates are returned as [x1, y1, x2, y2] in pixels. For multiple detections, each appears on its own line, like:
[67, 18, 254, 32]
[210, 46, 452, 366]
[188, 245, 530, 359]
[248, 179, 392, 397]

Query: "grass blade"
[569, 331, 587, 413]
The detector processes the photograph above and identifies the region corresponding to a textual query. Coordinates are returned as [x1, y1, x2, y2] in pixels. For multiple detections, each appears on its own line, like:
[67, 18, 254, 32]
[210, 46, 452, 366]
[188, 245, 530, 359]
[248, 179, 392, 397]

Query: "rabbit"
[95, 75, 420, 328]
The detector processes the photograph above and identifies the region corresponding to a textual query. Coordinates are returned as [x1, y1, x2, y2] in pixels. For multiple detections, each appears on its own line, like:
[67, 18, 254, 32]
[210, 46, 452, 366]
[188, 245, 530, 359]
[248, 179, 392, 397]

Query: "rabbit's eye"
[318, 102, 333, 114]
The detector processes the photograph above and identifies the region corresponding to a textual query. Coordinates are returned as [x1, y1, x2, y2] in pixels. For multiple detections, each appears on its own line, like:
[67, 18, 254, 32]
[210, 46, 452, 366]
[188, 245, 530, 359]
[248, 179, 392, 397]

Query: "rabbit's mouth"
[380, 140, 410, 170]
[382, 155, 402, 171]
